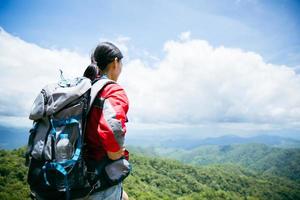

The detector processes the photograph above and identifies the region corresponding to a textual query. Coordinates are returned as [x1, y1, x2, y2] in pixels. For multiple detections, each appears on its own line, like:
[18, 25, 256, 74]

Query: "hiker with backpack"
[26, 42, 131, 200]
[82, 42, 130, 200]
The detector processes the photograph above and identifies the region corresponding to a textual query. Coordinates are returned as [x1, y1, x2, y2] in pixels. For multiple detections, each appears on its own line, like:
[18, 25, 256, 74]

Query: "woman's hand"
[107, 147, 125, 160]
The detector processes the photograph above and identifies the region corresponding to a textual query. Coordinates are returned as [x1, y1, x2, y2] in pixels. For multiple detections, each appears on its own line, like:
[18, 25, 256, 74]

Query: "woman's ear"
[113, 57, 119, 69]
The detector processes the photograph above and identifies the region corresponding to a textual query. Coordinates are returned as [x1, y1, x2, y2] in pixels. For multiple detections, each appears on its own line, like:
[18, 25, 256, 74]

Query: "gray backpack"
[26, 76, 115, 199]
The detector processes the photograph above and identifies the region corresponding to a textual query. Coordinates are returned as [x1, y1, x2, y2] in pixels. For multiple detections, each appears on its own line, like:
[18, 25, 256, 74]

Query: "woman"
[83, 42, 130, 200]
[29, 42, 129, 200]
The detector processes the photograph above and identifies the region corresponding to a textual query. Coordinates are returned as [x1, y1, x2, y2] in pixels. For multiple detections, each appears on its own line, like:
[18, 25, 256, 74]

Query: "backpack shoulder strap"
[88, 78, 116, 113]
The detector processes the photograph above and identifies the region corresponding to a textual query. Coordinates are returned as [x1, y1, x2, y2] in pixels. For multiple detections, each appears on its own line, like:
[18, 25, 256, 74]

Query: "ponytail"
[83, 53, 101, 81]
[83, 63, 99, 81]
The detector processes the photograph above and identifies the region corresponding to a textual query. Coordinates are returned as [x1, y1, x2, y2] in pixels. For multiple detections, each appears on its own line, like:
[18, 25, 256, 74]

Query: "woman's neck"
[102, 72, 117, 81]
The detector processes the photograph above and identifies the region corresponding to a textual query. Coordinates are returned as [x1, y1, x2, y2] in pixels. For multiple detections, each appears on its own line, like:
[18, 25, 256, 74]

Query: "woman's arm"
[96, 83, 129, 160]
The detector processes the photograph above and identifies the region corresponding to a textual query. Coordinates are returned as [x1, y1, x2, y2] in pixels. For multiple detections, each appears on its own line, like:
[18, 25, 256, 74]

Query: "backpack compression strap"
[88, 78, 116, 113]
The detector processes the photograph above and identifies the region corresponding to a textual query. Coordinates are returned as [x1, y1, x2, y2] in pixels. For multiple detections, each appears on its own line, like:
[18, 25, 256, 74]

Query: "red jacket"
[84, 81, 129, 161]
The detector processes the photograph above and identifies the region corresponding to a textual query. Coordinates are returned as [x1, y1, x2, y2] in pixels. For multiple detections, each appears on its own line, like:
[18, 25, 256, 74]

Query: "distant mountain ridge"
[1, 123, 300, 150]
[181, 134, 300, 149]
[127, 133, 300, 149]
[0, 125, 28, 150]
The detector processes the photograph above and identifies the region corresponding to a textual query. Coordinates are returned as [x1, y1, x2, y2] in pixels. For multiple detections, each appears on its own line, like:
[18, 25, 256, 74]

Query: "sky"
[0, 0, 300, 139]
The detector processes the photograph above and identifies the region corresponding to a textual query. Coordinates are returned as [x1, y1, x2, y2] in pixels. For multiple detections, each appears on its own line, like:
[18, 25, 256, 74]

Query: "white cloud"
[1, 28, 300, 135]
[179, 31, 191, 41]
[0, 28, 89, 122]
[121, 34, 300, 131]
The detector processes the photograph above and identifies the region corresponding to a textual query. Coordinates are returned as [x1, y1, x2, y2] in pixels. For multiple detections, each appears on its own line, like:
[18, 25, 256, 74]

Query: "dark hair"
[83, 42, 123, 81]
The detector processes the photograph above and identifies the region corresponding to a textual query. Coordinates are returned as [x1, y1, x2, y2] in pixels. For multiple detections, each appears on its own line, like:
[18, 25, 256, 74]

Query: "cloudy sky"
[0, 0, 300, 139]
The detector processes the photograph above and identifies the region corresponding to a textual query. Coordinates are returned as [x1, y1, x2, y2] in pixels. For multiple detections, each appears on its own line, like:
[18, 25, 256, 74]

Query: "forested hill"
[124, 153, 300, 200]
[1, 148, 300, 200]
[128, 143, 300, 182]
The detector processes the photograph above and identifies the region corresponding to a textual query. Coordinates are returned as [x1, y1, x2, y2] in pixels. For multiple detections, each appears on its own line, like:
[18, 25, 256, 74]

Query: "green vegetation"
[1, 147, 300, 199]
[128, 143, 300, 182]
[0, 148, 30, 200]
[123, 153, 300, 200]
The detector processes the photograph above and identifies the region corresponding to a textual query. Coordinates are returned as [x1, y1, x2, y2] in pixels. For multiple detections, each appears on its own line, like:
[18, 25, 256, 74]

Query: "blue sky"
[0, 0, 299, 67]
[1, 0, 300, 139]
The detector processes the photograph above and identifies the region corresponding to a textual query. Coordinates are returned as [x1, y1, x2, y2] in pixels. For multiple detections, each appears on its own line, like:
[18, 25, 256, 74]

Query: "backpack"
[26, 75, 115, 199]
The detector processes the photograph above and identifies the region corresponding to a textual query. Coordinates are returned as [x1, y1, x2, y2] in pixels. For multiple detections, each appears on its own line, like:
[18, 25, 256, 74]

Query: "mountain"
[1, 123, 300, 150]
[186, 134, 300, 149]
[1, 148, 300, 200]
[126, 132, 300, 149]
[124, 153, 300, 200]
[128, 143, 300, 182]
[152, 134, 300, 149]
[0, 125, 28, 150]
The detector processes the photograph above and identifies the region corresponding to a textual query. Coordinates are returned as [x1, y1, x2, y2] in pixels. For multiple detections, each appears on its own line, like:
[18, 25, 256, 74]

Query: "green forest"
[128, 143, 300, 182]
[0, 146, 300, 200]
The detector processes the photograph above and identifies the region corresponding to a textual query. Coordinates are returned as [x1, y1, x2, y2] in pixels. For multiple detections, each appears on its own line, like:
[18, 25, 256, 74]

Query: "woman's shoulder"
[101, 82, 128, 99]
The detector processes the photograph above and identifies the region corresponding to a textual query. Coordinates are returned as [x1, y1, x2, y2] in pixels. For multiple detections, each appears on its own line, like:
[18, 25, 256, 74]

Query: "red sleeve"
[97, 83, 129, 153]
